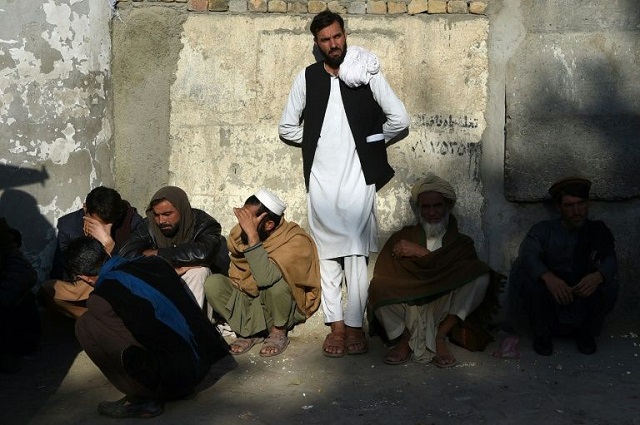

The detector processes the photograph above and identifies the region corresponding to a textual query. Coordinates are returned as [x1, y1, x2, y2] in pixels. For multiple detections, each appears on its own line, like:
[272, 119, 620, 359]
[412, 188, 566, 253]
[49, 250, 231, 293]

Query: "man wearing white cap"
[204, 189, 321, 357]
[369, 174, 501, 366]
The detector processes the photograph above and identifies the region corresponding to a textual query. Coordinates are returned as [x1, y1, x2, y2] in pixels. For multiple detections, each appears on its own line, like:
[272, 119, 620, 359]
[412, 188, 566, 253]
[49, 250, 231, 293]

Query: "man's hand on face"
[541, 272, 573, 305]
[83, 216, 115, 254]
[573, 272, 603, 298]
[392, 239, 430, 259]
[234, 207, 266, 247]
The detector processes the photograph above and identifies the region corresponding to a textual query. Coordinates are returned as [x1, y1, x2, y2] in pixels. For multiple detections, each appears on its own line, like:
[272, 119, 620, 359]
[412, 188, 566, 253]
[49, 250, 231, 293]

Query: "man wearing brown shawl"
[119, 186, 228, 317]
[204, 189, 321, 357]
[369, 174, 499, 367]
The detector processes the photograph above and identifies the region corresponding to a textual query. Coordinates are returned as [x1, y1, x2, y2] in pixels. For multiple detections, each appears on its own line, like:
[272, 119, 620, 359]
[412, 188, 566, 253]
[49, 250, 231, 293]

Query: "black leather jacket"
[118, 209, 229, 274]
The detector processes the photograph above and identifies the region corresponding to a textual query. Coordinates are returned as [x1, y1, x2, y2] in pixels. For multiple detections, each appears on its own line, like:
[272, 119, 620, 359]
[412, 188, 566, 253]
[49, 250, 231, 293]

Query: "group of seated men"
[33, 173, 617, 418]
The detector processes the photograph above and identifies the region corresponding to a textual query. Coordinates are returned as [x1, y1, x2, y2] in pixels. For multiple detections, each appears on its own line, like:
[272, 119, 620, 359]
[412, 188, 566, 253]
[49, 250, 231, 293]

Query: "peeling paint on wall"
[0, 0, 113, 281]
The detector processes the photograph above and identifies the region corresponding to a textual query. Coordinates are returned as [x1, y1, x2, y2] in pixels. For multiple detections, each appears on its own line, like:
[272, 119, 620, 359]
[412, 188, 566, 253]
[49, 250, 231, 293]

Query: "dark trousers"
[0, 293, 40, 356]
[76, 295, 159, 400]
[520, 279, 617, 338]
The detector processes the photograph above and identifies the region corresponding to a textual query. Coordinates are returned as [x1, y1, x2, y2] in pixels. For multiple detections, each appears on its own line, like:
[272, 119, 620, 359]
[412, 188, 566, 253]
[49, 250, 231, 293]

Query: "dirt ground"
[1, 309, 639, 425]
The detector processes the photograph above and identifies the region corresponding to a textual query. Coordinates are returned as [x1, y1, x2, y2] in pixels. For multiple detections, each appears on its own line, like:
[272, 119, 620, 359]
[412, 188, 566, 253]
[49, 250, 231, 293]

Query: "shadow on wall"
[0, 164, 83, 423]
[504, 0, 640, 322]
[0, 187, 55, 283]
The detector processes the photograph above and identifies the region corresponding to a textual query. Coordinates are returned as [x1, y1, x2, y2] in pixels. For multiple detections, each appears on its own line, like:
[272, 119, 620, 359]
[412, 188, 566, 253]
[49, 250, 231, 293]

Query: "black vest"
[301, 61, 394, 191]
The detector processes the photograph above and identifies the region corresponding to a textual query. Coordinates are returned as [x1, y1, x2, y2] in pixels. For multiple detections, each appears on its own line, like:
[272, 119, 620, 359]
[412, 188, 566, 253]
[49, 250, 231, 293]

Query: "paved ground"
[1, 309, 639, 425]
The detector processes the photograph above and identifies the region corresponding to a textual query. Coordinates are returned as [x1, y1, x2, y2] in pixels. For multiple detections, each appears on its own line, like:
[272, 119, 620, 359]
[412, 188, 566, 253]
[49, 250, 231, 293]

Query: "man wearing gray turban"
[368, 174, 501, 366]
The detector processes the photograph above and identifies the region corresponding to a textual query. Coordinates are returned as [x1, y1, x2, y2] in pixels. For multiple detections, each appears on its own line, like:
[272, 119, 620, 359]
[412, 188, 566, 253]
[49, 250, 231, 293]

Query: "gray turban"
[410, 173, 457, 206]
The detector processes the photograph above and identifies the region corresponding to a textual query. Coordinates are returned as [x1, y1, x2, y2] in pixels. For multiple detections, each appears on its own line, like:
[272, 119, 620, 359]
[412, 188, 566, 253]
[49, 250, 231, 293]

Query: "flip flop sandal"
[229, 337, 264, 355]
[259, 333, 289, 357]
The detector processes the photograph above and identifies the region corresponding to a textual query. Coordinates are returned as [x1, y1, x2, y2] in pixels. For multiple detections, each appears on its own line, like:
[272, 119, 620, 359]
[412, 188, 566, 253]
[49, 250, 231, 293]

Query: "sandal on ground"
[322, 332, 346, 358]
[345, 330, 368, 355]
[431, 353, 457, 368]
[259, 332, 290, 357]
[229, 336, 264, 355]
[383, 344, 411, 365]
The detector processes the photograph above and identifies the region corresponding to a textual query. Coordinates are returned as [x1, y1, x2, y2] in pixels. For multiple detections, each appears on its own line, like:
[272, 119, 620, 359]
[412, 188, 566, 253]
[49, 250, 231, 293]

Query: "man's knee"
[266, 279, 293, 299]
[182, 267, 211, 286]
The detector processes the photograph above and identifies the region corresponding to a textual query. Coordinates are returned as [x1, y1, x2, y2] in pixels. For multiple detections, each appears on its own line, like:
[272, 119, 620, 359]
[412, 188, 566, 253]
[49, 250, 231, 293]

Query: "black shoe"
[532, 336, 553, 356]
[98, 396, 163, 418]
[575, 329, 597, 355]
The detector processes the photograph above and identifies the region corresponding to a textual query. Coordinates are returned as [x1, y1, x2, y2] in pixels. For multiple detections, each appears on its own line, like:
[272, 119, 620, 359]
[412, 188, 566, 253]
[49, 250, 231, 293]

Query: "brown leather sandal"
[345, 330, 368, 355]
[322, 332, 346, 358]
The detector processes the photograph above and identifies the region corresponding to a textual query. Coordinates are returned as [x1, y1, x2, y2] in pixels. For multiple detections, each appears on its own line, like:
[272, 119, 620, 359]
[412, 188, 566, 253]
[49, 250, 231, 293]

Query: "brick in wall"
[447, 0, 468, 14]
[367, 0, 387, 15]
[469, 1, 487, 14]
[407, 0, 428, 15]
[308, 1, 328, 13]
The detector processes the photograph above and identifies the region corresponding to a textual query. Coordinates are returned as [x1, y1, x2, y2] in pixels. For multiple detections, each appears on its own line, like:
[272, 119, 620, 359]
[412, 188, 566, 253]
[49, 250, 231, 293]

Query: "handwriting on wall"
[411, 140, 482, 157]
[414, 114, 480, 131]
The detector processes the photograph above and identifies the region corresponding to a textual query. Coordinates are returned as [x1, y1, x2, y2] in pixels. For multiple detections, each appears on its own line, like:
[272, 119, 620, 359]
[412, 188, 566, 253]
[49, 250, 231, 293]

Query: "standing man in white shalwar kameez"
[278, 11, 410, 357]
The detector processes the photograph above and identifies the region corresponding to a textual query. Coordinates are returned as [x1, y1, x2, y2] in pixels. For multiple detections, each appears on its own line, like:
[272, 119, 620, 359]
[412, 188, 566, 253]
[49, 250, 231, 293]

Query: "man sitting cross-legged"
[204, 188, 321, 357]
[369, 174, 502, 367]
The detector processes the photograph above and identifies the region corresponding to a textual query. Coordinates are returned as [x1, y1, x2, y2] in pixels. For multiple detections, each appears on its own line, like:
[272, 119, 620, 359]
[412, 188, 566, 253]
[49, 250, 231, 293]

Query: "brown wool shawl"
[146, 186, 195, 248]
[228, 219, 321, 318]
[369, 215, 491, 313]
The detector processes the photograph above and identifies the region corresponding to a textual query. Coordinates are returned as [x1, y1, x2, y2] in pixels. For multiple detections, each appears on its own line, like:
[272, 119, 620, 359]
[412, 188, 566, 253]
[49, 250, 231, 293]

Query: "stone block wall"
[114, 0, 488, 15]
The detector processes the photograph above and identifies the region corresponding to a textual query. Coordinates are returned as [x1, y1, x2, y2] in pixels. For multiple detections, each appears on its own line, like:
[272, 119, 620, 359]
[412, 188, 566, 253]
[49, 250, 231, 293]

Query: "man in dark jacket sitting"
[43, 186, 143, 318]
[119, 186, 229, 318]
[68, 237, 229, 418]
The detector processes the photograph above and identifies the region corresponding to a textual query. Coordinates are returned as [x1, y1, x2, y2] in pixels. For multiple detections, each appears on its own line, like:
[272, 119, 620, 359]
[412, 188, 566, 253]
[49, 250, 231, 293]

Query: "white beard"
[420, 212, 449, 238]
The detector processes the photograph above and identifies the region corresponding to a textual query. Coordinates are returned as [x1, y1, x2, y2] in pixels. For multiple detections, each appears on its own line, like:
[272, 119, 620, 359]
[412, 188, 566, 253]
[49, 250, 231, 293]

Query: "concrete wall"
[0, 0, 112, 280]
[1, 0, 638, 321]
[485, 0, 640, 320]
[112, 2, 639, 321]
[114, 9, 489, 248]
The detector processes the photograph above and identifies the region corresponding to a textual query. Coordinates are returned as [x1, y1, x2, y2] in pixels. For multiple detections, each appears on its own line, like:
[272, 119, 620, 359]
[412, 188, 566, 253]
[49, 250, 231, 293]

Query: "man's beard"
[240, 222, 270, 246]
[420, 213, 449, 238]
[159, 224, 178, 238]
[322, 42, 347, 69]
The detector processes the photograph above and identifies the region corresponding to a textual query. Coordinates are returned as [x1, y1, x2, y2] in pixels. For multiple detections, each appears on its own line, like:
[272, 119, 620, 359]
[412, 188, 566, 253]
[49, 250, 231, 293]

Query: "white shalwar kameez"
[279, 62, 409, 327]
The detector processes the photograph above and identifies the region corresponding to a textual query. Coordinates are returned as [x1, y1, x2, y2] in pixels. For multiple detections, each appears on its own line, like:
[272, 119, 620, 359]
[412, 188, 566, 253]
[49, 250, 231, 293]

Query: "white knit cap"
[254, 188, 287, 216]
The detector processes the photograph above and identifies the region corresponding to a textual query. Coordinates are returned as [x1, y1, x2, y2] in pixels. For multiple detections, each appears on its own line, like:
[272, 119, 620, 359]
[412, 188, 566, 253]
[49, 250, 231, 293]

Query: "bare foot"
[323, 321, 346, 357]
[259, 327, 289, 357]
[383, 330, 411, 365]
[229, 336, 263, 355]
[432, 335, 456, 368]
[345, 326, 368, 355]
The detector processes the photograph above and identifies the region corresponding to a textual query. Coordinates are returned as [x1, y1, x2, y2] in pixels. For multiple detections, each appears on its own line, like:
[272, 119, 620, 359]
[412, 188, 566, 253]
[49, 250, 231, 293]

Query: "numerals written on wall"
[410, 140, 482, 157]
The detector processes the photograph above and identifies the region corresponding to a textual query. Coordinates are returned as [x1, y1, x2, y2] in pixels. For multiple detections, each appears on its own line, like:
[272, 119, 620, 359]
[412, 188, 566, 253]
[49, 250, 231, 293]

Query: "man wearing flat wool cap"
[205, 189, 321, 357]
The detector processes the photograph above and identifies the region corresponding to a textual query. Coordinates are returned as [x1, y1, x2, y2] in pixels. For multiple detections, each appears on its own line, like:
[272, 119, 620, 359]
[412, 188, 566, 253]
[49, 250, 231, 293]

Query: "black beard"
[322, 42, 347, 69]
[159, 225, 178, 238]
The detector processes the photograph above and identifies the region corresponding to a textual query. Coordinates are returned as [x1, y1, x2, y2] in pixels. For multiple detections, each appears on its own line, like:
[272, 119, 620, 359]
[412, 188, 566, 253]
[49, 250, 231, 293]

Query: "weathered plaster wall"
[113, 11, 489, 252]
[112, 7, 187, 206]
[484, 0, 640, 320]
[171, 14, 488, 245]
[0, 0, 113, 280]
